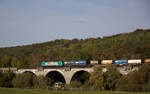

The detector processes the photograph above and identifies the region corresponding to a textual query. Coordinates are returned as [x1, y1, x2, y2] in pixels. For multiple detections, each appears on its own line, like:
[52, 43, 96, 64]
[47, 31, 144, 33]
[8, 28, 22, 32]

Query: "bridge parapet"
[0, 68, 17, 73]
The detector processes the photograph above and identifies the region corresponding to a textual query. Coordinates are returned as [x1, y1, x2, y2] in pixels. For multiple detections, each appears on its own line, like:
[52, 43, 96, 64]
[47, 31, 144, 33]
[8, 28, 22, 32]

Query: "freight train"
[41, 59, 150, 67]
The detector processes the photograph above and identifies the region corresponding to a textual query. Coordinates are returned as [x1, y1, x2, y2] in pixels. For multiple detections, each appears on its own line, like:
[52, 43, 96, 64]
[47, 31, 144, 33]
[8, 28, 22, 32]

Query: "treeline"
[0, 71, 52, 89]
[68, 64, 150, 92]
[1, 64, 150, 92]
[88, 64, 150, 91]
[0, 29, 150, 68]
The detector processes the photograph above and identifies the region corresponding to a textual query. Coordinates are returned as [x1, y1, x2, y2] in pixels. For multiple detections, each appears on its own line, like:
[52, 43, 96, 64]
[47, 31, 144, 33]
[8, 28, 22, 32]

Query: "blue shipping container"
[75, 61, 87, 65]
[113, 60, 128, 64]
[64, 61, 87, 66]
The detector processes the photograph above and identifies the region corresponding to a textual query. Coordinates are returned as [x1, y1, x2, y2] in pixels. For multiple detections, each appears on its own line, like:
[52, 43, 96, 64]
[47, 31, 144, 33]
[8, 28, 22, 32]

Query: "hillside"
[0, 29, 150, 68]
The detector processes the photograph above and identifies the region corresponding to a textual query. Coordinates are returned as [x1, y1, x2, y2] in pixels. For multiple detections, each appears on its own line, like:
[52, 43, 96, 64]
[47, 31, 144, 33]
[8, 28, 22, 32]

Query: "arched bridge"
[0, 66, 139, 84]
[17, 67, 93, 84]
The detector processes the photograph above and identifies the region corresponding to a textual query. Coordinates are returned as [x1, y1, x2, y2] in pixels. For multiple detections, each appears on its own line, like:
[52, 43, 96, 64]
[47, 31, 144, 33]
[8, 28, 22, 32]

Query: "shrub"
[89, 66, 104, 90]
[33, 75, 52, 89]
[12, 72, 35, 88]
[104, 65, 122, 90]
[0, 70, 15, 88]
[116, 64, 150, 92]
[69, 80, 82, 88]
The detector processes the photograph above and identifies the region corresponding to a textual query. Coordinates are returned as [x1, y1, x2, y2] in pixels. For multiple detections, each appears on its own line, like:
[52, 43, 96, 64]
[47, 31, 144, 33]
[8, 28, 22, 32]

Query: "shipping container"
[64, 61, 76, 66]
[101, 60, 113, 64]
[75, 61, 87, 65]
[128, 60, 141, 64]
[113, 60, 128, 64]
[90, 60, 99, 65]
[144, 59, 150, 63]
[64, 61, 87, 66]
[45, 61, 59, 66]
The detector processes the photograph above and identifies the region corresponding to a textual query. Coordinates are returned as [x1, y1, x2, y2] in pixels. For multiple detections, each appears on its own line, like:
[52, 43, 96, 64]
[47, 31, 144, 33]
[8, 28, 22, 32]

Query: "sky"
[0, 0, 150, 47]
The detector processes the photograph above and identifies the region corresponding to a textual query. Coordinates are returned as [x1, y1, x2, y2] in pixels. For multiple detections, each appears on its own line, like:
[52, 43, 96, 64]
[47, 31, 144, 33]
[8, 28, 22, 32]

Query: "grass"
[0, 88, 150, 94]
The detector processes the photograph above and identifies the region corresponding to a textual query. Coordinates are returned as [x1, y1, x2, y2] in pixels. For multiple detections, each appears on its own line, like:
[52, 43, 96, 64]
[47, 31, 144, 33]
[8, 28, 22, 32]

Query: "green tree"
[12, 72, 36, 88]
[0, 55, 11, 67]
[33, 75, 52, 89]
[69, 80, 82, 88]
[116, 64, 150, 91]
[11, 57, 21, 67]
[104, 65, 122, 90]
[0, 70, 15, 87]
[89, 66, 104, 89]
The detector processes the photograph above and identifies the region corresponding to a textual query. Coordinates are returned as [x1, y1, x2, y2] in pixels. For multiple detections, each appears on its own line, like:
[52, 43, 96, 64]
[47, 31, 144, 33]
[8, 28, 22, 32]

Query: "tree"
[11, 57, 21, 67]
[0, 29, 150, 67]
[116, 64, 150, 91]
[33, 75, 52, 89]
[69, 80, 82, 88]
[89, 66, 104, 89]
[0, 55, 11, 67]
[0, 70, 15, 87]
[12, 72, 36, 88]
[104, 65, 122, 90]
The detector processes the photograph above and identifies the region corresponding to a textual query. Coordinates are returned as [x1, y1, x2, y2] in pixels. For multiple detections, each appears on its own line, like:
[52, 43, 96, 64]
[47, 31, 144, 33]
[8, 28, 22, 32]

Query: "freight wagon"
[144, 59, 150, 63]
[113, 60, 128, 64]
[90, 60, 100, 65]
[64, 61, 88, 67]
[101, 60, 113, 64]
[128, 60, 142, 64]
[41, 61, 63, 67]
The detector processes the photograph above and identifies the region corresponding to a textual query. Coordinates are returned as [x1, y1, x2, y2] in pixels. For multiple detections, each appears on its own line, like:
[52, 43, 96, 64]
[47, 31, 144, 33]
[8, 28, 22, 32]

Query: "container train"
[41, 59, 150, 67]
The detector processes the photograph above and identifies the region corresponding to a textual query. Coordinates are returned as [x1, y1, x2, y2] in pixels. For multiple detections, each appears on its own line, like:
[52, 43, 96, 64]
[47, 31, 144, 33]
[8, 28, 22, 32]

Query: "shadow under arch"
[46, 71, 66, 84]
[71, 70, 90, 84]
[23, 71, 36, 77]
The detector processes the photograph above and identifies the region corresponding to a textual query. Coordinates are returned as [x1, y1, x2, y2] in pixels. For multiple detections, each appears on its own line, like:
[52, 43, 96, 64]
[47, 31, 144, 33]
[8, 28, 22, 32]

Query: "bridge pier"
[64, 75, 72, 85]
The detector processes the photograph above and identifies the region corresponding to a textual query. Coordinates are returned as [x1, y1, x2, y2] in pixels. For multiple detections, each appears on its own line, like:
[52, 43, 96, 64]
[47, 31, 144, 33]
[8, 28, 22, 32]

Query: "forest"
[0, 29, 150, 68]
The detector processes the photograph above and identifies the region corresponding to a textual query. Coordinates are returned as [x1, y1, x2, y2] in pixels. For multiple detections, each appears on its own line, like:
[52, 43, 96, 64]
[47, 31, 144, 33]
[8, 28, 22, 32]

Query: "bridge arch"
[23, 71, 35, 74]
[45, 70, 66, 85]
[22, 71, 37, 76]
[71, 70, 91, 84]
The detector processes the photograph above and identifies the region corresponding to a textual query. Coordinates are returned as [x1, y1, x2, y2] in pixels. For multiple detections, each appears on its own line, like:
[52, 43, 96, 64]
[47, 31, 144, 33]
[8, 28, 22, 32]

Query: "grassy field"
[0, 88, 150, 94]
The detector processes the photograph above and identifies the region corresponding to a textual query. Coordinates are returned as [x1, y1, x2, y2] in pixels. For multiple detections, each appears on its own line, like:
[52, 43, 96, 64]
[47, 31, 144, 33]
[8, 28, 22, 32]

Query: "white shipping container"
[90, 61, 99, 65]
[44, 62, 59, 66]
[144, 59, 150, 63]
[101, 60, 113, 64]
[128, 60, 141, 64]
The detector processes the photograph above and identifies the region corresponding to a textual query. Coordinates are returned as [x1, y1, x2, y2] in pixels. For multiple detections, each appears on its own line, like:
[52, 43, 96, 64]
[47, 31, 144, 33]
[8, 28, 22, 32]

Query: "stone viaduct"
[0, 65, 139, 84]
[17, 67, 93, 84]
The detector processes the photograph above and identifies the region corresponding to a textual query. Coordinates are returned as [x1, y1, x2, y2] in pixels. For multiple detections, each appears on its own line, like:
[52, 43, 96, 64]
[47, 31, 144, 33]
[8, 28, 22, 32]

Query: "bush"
[82, 80, 91, 89]
[89, 66, 104, 90]
[69, 80, 82, 88]
[33, 75, 52, 89]
[12, 72, 35, 88]
[116, 64, 150, 92]
[104, 65, 122, 90]
[0, 70, 15, 88]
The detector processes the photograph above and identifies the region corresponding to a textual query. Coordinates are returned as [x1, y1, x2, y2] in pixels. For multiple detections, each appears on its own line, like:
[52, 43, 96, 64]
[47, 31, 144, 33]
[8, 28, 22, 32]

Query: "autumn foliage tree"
[0, 29, 150, 68]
